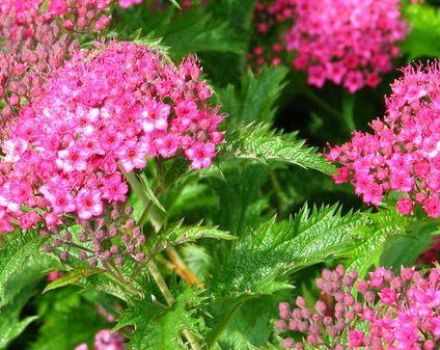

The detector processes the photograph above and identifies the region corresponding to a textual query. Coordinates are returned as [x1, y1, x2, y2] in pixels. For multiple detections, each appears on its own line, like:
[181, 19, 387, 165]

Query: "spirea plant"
[1, 1, 440, 350]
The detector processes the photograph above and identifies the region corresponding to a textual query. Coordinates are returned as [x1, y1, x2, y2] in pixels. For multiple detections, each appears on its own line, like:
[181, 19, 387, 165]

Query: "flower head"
[329, 63, 440, 217]
[285, 0, 407, 92]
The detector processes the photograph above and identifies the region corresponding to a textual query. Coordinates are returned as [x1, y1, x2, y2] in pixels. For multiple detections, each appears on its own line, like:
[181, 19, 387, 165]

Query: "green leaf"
[209, 163, 270, 235]
[118, 288, 205, 350]
[31, 288, 108, 350]
[219, 66, 289, 126]
[347, 208, 410, 278]
[209, 0, 257, 33]
[212, 204, 362, 295]
[0, 231, 59, 305]
[0, 288, 38, 349]
[225, 123, 335, 175]
[116, 7, 245, 60]
[147, 222, 236, 254]
[181, 244, 213, 283]
[43, 267, 104, 294]
[380, 220, 440, 269]
[402, 3, 440, 59]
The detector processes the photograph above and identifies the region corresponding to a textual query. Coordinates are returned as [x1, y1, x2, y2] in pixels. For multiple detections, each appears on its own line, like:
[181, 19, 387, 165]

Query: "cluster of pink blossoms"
[248, 0, 295, 68]
[285, 0, 407, 93]
[0, 41, 224, 232]
[75, 330, 125, 350]
[0, 0, 144, 128]
[276, 265, 440, 349]
[328, 63, 440, 218]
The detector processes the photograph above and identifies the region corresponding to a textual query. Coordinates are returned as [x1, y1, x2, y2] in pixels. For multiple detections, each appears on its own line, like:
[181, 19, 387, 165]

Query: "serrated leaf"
[119, 289, 205, 350]
[212, 204, 362, 295]
[226, 123, 335, 175]
[0, 231, 59, 305]
[43, 267, 104, 294]
[147, 222, 236, 257]
[220, 66, 288, 126]
[347, 208, 410, 278]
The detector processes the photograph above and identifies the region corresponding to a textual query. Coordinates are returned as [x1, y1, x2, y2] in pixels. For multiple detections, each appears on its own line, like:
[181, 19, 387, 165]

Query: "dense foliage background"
[2, 0, 440, 349]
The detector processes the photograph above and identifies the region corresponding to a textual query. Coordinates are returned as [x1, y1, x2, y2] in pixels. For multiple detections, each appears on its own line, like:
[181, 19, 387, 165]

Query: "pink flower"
[379, 288, 397, 305]
[397, 198, 414, 215]
[48, 0, 69, 15]
[118, 0, 142, 8]
[117, 141, 149, 173]
[76, 190, 103, 220]
[348, 330, 365, 348]
[424, 197, 440, 218]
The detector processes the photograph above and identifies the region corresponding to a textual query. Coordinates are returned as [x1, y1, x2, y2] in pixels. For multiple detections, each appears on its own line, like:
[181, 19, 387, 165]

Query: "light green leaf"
[43, 267, 104, 294]
[226, 123, 335, 175]
[402, 3, 440, 59]
[148, 222, 236, 254]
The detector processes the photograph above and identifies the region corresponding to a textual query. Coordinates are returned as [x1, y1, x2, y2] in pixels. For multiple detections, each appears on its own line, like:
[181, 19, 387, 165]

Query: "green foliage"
[118, 288, 205, 349]
[145, 221, 236, 255]
[8, 1, 440, 349]
[30, 288, 108, 350]
[219, 66, 289, 126]
[225, 123, 335, 175]
[0, 289, 38, 349]
[211, 204, 362, 295]
[0, 231, 59, 306]
[113, 7, 244, 60]
[347, 208, 411, 278]
[402, 3, 440, 59]
[380, 220, 440, 269]
[43, 267, 104, 294]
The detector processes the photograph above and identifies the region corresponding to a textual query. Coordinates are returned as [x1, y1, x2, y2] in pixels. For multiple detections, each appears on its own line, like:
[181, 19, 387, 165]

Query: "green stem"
[183, 329, 201, 350]
[342, 91, 356, 132]
[304, 88, 342, 119]
[146, 260, 175, 305]
[126, 169, 203, 350]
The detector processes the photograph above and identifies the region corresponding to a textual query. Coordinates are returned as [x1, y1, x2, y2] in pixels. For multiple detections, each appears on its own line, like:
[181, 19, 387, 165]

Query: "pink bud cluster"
[276, 265, 440, 349]
[43, 205, 146, 266]
[328, 63, 440, 218]
[248, 0, 295, 68]
[75, 330, 125, 350]
[285, 0, 407, 93]
[0, 41, 224, 232]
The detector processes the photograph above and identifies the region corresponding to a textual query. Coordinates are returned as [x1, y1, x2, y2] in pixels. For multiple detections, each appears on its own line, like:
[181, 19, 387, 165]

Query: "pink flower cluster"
[276, 265, 440, 349]
[285, 0, 407, 93]
[248, 0, 295, 68]
[328, 63, 440, 218]
[0, 41, 224, 232]
[75, 330, 125, 350]
[0, 0, 144, 128]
